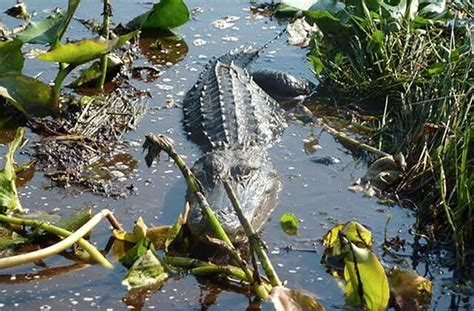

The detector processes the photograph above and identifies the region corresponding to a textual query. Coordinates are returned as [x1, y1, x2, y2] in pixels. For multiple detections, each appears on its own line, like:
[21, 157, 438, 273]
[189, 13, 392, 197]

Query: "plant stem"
[52, 64, 75, 105]
[0, 210, 113, 269]
[320, 122, 390, 157]
[98, 0, 111, 90]
[164, 256, 249, 282]
[223, 180, 282, 287]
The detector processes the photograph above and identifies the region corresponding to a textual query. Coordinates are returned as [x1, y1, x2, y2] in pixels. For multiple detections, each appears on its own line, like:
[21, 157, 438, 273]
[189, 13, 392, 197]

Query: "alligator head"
[187, 147, 281, 242]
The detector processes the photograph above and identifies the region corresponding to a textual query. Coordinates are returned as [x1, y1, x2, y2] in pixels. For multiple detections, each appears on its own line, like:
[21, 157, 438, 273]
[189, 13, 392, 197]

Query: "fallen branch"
[320, 121, 390, 157]
[0, 209, 114, 269]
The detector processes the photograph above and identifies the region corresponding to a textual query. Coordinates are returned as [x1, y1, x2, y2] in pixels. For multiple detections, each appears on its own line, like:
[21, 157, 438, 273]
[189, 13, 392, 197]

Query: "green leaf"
[0, 225, 27, 251]
[140, 0, 190, 30]
[304, 10, 350, 38]
[133, 216, 148, 241]
[309, 0, 345, 13]
[0, 128, 24, 214]
[37, 39, 111, 65]
[368, 30, 384, 53]
[309, 55, 324, 74]
[323, 221, 372, 256]
[164, 213, 184, 251]
[122, 249, 168, 290]
[281, 0, 317, 11]
[0, 39, 24, 75]
[16, 13, 65, 45]
[427, 62, 444, 76]
[280, 212, 298, 236]
[37, 31, 138, 65]
[55, 207, 93, 232]
[119, 238, 150, 268]
[343, 243, 389, 311]
[0, 74, 54, 116]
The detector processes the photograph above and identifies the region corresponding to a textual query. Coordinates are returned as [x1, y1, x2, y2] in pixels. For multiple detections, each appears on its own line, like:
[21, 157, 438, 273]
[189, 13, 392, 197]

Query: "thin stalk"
[0, 210, 114, 269]
[321, 122, 390, 157]
[223, 180, 281, 287]
[98, 0, 111, 90]
[52, 64, 75, 104]
[164, 256, 250, 282]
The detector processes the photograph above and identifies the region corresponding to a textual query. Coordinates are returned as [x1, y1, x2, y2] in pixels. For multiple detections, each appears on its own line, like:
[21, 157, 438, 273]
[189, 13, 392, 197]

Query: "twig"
[223, 180, 282, 287]
[98, 0, 111, 90]
[0, 210, 114, 269]
[320, 121, 390, 157]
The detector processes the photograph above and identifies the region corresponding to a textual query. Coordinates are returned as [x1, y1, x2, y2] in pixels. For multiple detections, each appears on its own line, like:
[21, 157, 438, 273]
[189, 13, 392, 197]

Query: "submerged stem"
[98, 0, 111, 90]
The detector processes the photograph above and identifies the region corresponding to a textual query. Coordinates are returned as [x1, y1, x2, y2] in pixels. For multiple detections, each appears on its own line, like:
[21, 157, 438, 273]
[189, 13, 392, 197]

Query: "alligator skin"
[182, 46, 287, 241]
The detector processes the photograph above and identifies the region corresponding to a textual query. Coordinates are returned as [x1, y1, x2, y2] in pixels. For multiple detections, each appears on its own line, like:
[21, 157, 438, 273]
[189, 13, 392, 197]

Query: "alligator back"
[183, 46, 286, 151]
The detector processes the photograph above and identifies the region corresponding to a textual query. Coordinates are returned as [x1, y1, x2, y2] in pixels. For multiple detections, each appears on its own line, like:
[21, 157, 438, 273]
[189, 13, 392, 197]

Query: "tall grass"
[306, 4, 473, 266]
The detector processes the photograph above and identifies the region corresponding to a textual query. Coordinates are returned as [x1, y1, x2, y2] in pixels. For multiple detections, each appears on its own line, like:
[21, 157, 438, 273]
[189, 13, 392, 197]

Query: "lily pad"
[120, 238, 151, 268]
[0, 39, 24, 75]
[164, 213, 184, 251]
[280, 212, 298, 236]
[131, 0, 190, 30]
[0, 128, 24, 214]
[122, 249, 168, 290]
[0, 74, 55, 116]
[323, 221, 372, 256]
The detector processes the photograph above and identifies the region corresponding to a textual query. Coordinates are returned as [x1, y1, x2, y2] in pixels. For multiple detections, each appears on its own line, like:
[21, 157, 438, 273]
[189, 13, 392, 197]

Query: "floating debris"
[192, 38, 207, 46]
[212, 16, 240, 29]
[222, 36, 239, 42]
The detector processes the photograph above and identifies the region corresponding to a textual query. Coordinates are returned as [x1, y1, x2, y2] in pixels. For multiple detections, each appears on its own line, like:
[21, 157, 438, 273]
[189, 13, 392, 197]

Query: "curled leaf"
[0, 128, 24, 214]
[280, 212, 299, 236]
[122, 249, 168, 290]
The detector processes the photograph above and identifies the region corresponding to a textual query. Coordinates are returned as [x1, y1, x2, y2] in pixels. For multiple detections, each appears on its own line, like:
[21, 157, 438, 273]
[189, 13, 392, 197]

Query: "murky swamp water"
[0, 0, 470, 310]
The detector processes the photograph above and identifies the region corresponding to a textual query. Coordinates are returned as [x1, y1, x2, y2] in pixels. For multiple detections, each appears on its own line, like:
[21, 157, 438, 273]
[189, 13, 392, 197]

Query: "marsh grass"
[307, 7, 473, 266]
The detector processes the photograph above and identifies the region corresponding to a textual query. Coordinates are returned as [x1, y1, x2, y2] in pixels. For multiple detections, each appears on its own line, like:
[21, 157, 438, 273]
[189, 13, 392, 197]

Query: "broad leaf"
[0, 40, 24, 75]
[133, 216, 148, 241]
[368, 30, 384, 54]
[309, 0, 345, 13]
[0, 128, 24, 214]
[280, 212, 298, 236]
[122, 249, 168, 290]
[343, 243, 389, 311]
[281, 0, 317, 11]
[139, 0, 190, 29]
[37, 39, 111, 65]
[37, 31, 138, 65]
[323, 221, 372, 256]
[16, 13, 64, 44]
[0, 74, 54, 116]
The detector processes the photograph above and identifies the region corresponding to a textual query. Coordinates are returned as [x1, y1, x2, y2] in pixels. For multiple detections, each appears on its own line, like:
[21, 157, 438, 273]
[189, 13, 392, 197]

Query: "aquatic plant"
[302, 0, 473, 266]
[0, 0, 190, 117]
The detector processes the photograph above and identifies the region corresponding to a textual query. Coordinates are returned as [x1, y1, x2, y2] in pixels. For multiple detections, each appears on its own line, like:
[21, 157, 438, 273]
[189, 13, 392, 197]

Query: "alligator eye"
[231, 166, 252, 180]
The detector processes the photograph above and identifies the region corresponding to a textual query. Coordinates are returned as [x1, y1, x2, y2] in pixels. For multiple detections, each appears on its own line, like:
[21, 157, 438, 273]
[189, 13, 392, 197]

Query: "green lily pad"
[0, 39, 24, 75]
[164, 213, 184, 251]
[120, 238, 151, 268]
[280, 212, 298, 236]
[0, 74, 55, 116]
[131, 0, 189, 30]
[122, 249, 168, 290]
[0, 128, 24, 214]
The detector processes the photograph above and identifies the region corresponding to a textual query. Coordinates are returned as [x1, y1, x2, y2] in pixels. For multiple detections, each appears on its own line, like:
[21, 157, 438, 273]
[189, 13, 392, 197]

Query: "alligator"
[183, 45, 315, 241]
